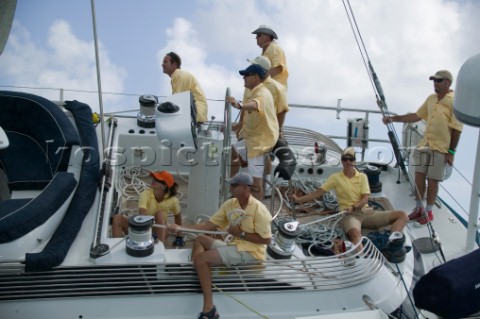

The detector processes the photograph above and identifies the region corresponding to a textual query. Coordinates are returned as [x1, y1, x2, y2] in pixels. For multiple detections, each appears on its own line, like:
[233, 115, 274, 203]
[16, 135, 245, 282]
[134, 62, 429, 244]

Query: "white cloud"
[0, 19, 126, 111]
[156, 17, 244, 121]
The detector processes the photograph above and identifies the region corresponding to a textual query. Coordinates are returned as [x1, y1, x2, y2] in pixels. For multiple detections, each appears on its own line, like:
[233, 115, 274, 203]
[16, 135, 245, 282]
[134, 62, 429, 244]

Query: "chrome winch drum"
[125, 215, 155, 257]
[137, 95, 157, 128]
[267, 220, 300, 259]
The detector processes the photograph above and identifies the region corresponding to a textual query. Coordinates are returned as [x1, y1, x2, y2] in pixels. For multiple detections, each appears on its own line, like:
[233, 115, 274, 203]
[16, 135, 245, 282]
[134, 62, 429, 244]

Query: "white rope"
[152, 224, 228, 236]
[227, 209, 246, 226]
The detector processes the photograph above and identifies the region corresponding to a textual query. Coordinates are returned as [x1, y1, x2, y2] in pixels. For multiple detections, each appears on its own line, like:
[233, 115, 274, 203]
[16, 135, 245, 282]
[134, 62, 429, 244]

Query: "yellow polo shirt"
[321, 170, 370, 211]
[415, 91, 463, 153]
[209, 196, 272, 261]
[263, 77, 289, 115]
[138, 188, 181, 220]
[171, 69, 208, 123]
[242, 77, 289, 117]
[263, 41, 289, 88]
[242, 83, 279, 158]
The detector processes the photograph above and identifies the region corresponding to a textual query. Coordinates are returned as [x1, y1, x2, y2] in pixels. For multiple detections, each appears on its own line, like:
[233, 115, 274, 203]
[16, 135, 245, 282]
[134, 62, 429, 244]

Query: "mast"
[90, 0, 106, 153]
[454, 53, 480, 251]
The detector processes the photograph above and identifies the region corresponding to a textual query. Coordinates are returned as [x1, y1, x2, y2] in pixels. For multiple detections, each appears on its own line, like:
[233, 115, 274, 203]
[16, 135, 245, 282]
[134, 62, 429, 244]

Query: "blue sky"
[1, 0, 480, 218]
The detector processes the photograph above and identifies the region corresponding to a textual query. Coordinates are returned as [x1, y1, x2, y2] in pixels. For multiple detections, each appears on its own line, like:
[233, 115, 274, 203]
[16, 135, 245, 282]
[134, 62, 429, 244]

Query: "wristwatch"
[240, 231, 246, 239]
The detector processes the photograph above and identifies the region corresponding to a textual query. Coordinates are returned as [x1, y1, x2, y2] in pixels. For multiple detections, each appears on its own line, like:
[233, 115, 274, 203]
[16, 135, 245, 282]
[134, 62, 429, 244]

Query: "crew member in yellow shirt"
[242, 56, 289, 139]
[167, 172, 272, 319]
[161, 52, 208, 123]
[226, 63, 279, 200]
[292, 148, 408, 261]
[252, 25, 289, 88]
[383, 70, 463, 226]
[112, 170, 181, 244]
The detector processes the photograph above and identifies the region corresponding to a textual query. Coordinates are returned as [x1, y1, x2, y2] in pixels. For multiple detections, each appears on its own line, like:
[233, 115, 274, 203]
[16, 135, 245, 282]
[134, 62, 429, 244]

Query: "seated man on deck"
[291, 147, 409, 262]
[167, 172, 272, 319]
[112, 170, 182, 245]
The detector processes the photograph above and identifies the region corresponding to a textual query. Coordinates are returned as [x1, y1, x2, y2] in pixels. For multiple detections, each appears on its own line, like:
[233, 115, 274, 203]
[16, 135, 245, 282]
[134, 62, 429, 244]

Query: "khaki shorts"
[211, 240, 257, 267]
[341, 209, 391, 234]
[412, 148, 446, 181]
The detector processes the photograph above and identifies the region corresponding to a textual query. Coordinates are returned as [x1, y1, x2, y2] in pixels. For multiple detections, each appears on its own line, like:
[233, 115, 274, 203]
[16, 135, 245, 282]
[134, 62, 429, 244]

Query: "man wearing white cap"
[168, 172, 272, 319]
[382, 70, 463, 227]
[252, 25, 289, 88]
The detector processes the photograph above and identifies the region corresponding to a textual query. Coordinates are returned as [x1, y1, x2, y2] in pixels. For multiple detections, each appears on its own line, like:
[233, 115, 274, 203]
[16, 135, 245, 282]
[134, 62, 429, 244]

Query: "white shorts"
[233, 139, 265, 178]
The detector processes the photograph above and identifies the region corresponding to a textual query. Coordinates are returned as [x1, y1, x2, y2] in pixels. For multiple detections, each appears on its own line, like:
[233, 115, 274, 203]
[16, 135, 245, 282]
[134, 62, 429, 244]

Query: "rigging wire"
[342, 1, 450, 316]
[342, 0, 408, 176]
[0, 84, 228, 103]
[342, 0, 445, 263]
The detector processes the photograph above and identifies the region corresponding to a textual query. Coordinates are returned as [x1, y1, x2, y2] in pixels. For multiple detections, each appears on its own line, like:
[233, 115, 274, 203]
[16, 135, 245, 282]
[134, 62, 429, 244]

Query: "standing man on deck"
[237, 56, 289, 140]
[382, 70, 463, 227]
[226, 63, 279, 200]
[161, 51, 208, 123]
[252, 25, 289, 88]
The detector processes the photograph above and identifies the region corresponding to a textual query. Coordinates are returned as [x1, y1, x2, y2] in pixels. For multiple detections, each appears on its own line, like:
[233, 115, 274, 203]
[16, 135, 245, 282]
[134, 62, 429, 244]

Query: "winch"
[267, 220, 300, 259]
[364, 164, 382, 193]
[125, 215, 155, 257]
[137, 95, 157, 128]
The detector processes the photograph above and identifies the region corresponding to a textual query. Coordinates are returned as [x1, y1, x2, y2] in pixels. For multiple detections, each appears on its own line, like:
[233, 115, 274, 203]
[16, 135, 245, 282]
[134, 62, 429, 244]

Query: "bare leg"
[252, 176, 264, 200]
[426, 178, 439, 206]
[230, 146, 240, 177]
[414, 172, 426, 201]
[191, 235, 223, 313]
[389, 210, 408, 232]
[346, 228, 363, 252]
[154, 212, 166, 243]
[112, 214, 128, 238]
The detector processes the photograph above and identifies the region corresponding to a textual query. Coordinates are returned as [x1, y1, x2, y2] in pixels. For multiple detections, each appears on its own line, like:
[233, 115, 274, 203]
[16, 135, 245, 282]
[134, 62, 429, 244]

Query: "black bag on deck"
[413, 248, 480, 318]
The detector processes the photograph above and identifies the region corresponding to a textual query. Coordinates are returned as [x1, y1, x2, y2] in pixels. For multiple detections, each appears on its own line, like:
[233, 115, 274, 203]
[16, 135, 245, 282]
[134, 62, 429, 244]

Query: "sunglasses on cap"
[341, 156, 355, 162]
[433, 78, 445, 83]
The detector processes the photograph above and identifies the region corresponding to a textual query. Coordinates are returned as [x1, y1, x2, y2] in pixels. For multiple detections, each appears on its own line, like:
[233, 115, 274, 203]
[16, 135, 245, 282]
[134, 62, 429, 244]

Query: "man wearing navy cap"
[226, 63, 279, 200]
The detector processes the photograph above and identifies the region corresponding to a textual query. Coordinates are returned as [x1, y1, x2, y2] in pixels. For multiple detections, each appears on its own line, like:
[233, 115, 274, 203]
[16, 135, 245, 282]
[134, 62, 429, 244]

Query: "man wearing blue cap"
[226, 63, 279, 200]
[168, 172, 272, 319]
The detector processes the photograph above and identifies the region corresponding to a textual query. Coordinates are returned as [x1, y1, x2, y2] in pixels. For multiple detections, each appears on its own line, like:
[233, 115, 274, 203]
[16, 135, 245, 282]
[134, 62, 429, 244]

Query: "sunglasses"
[341, 156, 355, 162]
[230, 183, 239, 187]
[243, 73, 255, 77]
[433, 78, 445, 83]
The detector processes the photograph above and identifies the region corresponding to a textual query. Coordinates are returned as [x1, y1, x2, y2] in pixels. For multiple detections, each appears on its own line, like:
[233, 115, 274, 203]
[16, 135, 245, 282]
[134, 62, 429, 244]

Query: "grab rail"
[221, 87, 233, 203]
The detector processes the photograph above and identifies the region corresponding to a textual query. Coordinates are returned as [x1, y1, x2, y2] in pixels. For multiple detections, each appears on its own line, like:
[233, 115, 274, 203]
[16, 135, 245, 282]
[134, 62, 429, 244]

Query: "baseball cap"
[252, 25, 278, 39]
[343, 147, 356, 157]
[239, 64, 267, 78]
[150, 170, 174, 188]
[429, 70, 453, 82]
[247, 56, 271, 71]
[227, 172, 253, 186]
